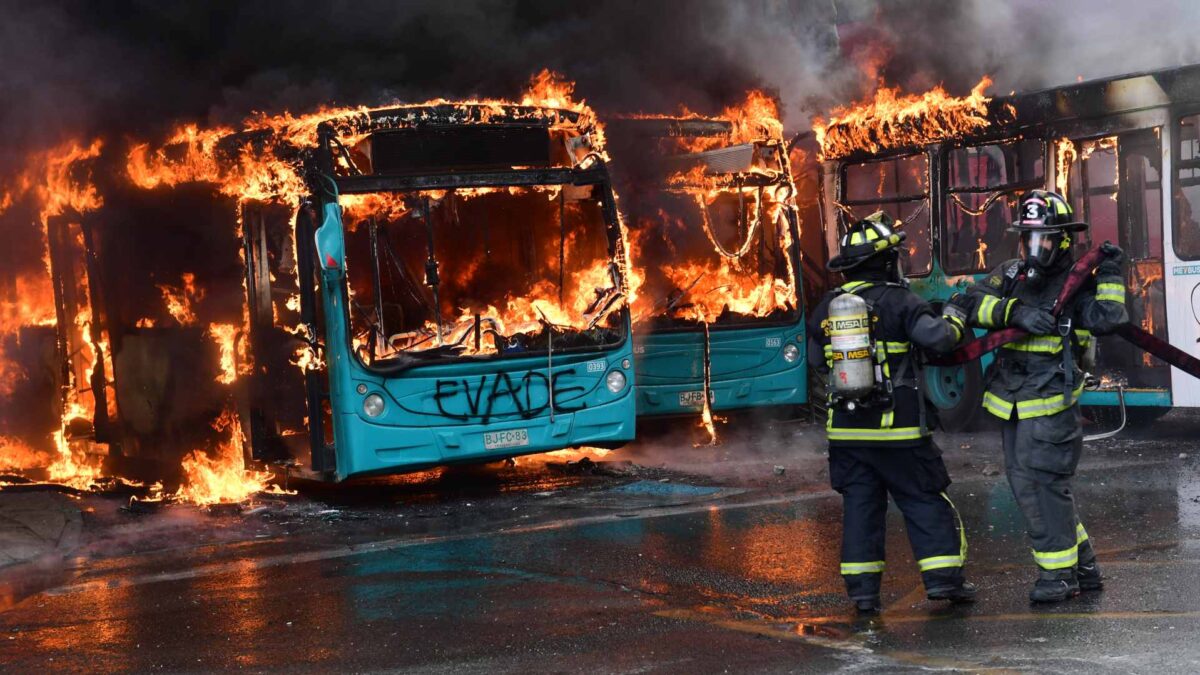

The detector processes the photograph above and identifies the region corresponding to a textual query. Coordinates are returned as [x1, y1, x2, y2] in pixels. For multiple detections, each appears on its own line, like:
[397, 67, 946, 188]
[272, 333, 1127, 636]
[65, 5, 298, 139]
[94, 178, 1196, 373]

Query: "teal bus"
[266, 104, 637, 479]
[813, 66, 1200, 428]
[605, 115, 807, 425]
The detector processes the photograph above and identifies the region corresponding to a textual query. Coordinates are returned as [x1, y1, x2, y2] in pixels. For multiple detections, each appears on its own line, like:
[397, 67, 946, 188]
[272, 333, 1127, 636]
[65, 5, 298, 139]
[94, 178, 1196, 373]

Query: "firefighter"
[809, 211, 976, 614]
[943, 190, 1127, 603]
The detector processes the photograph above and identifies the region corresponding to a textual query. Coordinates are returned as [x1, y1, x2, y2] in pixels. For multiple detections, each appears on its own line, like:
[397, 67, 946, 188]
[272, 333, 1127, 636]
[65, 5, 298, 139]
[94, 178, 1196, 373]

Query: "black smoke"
[4, 0, 1198, 176]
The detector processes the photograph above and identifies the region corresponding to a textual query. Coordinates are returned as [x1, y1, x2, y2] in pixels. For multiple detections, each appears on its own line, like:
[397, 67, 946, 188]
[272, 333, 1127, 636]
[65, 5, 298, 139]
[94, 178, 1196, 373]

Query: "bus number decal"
[765, 337, 782, 348]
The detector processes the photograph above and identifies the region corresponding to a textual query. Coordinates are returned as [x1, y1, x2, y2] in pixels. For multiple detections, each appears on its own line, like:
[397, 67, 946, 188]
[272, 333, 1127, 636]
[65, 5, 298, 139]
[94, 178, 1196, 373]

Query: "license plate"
[679, 390, 708, 407]
[483, 428, 530, 450]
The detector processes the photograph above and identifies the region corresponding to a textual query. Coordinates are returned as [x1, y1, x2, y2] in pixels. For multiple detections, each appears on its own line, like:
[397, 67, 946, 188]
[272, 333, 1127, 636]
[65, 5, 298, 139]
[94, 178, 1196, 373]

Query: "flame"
[1054, 138, 1078, 197]
[815, 77, 998, 160]
[0, 437, 51, 472]
[0, 140, 108, 486]
[157, 272, 203, 325]
[208, 323, 240, 384]
[174, 406, 273, 506]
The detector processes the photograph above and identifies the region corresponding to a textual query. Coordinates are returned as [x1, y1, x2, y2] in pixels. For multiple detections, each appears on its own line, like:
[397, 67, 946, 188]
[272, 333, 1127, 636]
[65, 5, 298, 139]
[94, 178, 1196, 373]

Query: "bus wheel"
[924, 360, 983, 433]
[1083, 405, 1171, 428]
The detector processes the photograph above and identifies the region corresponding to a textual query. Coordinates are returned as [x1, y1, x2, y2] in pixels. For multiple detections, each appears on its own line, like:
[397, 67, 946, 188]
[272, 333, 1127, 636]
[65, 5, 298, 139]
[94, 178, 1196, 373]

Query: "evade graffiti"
[434, 369, 587, 422]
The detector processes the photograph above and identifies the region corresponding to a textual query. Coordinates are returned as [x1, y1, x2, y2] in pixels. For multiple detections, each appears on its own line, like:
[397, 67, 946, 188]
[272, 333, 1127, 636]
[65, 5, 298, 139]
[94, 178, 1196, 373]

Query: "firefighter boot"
[853, 596, 882, 614]
[1029, 569, 1080, 603]
[926, 579, 978, 604]
[923, 568, 977, 603]
[1077, 561, 1104, 591]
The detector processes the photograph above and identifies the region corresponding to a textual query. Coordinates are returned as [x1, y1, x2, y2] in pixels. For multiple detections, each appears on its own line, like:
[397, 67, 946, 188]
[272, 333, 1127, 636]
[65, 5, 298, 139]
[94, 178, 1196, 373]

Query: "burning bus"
[810, 66, 1200, 428]
[296, 101, 636, 478]
[604, 95, 807, 436]
[0, 73, 636, 488]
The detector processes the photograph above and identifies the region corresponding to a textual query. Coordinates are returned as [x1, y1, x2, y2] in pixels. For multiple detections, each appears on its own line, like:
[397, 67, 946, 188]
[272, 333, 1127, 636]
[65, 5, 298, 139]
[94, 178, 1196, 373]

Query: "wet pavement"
[2, 411, 1200, 673]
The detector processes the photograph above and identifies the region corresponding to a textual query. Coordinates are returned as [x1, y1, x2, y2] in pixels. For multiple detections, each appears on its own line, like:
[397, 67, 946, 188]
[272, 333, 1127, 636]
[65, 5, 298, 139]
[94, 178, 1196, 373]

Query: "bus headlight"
[782, 343, 800, 363]
[363, 393, 386, 418]
[605, 370, 627, 393]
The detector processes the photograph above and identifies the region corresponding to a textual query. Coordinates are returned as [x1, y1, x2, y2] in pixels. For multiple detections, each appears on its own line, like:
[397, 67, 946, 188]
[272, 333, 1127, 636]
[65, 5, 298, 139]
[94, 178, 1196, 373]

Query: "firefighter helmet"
[1010, 190, 1086, 270]
[827, 211, 907, 272]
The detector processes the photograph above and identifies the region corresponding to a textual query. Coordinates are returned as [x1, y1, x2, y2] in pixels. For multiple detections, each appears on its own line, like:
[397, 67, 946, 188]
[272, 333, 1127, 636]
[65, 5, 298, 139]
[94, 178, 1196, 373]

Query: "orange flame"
[814, 77, 998, 160]
[0, 437, 51, 472]
[157, 272, 203, 325]
[174, 407, 273, 506]
[208, 323, 240, 385]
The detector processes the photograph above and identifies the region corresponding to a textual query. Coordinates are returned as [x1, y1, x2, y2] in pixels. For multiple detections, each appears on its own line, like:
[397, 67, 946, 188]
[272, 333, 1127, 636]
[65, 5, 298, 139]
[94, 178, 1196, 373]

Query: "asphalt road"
[2, 412, 1200, 673]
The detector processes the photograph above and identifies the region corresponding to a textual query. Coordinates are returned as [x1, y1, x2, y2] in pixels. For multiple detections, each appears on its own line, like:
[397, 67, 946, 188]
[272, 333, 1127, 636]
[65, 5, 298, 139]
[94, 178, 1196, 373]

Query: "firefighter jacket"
[964, 257, 1128, 420]
[808, 274, 963, 449]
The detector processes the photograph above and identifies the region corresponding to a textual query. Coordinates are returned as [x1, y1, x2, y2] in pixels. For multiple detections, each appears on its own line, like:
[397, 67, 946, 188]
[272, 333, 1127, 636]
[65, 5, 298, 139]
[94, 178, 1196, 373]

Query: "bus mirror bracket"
[315, 202, 345, 278]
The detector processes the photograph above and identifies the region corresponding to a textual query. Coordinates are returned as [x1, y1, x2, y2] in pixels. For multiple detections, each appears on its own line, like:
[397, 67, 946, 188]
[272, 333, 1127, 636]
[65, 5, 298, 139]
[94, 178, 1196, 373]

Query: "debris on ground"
[981, 463, 1001, 476]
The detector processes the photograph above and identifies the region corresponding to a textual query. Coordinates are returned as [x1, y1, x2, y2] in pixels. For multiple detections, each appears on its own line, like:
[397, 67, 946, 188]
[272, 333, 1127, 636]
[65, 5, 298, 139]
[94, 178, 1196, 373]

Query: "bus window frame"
[940, 139, 1046, 276]
[838, 151, 934, 278]
[336, 175, 632, 376]
[1172, 110, 1200, 261]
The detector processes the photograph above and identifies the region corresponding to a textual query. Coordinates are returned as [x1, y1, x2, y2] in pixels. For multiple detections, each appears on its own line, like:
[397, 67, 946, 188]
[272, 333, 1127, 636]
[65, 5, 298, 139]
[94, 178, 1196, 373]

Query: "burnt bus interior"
[25, 160, 282, 480]
[822, 66, 1200, 395]
[604, 117, 800, 330]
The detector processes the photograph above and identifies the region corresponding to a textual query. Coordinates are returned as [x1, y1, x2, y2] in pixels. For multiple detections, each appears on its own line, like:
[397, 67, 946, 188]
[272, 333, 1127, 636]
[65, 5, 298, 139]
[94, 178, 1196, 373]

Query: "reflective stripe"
[842, 281, 871, 292]
[1002, 297, 1017, 324]
[841, 560, 885, 575]
[1077, 329, 1093, 347]
[1076, 522, 1089, 544]
[1032, 545, 1079, 570]
[881, 409, 894, 428]
[827, 426, 926, 441]
[1096, 282, 1125, 304]
[945, 315, 965, 342]
[918, 492, 970, 572]
[918, 555, 964, 572]
[1096, 292, 1125, 303]
[1002, 335, 1064, 353]
[880, 341, 910, 352]
[1013, 382, 1086, 418]
[983, 391, 1015, 419]
[977, 295, 1001, 326]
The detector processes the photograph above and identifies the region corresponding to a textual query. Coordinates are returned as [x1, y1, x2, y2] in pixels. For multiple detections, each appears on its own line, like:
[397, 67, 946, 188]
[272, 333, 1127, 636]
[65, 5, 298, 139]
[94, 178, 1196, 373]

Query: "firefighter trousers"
[829, 444, 968, 600]
[1001, 405, 1097, 572]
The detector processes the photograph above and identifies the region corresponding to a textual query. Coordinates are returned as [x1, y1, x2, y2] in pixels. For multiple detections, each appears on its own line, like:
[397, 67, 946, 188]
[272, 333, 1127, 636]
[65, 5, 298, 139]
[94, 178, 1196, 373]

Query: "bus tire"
[924, 359, 984, 433]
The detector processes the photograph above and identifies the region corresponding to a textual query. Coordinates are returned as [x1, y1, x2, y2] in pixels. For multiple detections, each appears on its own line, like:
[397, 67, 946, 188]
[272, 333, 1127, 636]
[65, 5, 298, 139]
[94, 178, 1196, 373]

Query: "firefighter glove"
[1100, 241, 1124, 263]
[1010, 303, 1056, 335]
[942, 293, 969, 324]
[1096, 258, 1122, 278]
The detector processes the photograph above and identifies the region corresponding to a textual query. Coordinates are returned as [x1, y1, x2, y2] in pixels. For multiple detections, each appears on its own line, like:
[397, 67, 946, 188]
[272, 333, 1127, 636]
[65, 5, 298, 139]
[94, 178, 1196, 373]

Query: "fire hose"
[928, 246, 1200, 381]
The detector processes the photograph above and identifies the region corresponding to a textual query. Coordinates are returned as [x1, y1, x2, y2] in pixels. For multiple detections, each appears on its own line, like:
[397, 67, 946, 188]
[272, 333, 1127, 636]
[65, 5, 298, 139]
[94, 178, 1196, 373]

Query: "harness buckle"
[1057, 317, 1073, 338]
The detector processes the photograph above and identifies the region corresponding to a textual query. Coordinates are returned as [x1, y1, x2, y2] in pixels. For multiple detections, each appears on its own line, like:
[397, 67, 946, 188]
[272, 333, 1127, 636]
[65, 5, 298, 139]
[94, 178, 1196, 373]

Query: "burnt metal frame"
[938, 139, 1047, 276]
[47, 213, 113, 446]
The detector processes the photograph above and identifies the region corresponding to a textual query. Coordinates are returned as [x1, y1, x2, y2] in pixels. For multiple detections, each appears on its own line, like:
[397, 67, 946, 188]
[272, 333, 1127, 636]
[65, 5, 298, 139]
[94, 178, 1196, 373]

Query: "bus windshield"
[340, 184, 625, 364]
[625, 178, 797, 330]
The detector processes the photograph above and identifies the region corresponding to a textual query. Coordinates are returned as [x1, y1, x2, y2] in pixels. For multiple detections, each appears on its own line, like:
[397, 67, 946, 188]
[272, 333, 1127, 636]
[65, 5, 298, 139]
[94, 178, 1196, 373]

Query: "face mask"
[1021, 231, 1063, 269]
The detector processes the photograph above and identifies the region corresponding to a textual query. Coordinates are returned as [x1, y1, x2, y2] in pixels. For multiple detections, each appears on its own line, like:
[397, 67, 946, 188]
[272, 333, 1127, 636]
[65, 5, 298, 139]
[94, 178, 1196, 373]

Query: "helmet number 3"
[1025, 203, 1041, 220]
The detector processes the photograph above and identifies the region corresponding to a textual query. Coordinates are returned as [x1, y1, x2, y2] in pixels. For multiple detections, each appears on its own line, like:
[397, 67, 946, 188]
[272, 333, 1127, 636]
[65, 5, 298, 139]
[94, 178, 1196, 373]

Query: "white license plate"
[483, 428, 530, 450]
[679, 390, 707, 407]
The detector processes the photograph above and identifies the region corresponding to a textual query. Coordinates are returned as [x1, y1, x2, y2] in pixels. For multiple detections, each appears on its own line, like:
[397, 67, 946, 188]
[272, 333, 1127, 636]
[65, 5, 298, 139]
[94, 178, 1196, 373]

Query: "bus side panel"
[633, 324, 806, 416]
[1164, 121, 1200, 407]
[328, 343, 636, 479]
